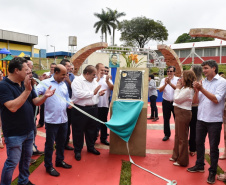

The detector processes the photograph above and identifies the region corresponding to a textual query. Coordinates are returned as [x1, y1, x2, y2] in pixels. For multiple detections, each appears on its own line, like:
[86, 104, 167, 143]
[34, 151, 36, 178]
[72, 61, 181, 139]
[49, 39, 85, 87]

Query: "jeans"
[196, 120, 222, 174]
[44, 122, 67, 169]
[1, 131, 34, 185]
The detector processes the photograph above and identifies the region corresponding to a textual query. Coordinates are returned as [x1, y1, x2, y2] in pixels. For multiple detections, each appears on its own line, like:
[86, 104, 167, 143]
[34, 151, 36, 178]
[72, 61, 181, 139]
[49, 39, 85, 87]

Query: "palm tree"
[93, 9, 116, 43]
[107, 8, 126, 45]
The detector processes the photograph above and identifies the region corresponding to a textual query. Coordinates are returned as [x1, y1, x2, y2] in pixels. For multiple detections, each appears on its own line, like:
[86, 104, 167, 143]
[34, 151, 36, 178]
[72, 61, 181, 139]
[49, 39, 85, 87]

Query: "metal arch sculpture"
[157, 44, 183, 77]
[70, 42, 108, 75]
[189, 28, 226, 41]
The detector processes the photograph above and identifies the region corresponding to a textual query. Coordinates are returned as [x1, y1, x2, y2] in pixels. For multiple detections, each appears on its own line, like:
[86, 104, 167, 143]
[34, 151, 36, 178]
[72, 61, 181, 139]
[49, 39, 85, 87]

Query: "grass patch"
[120, 160, 131, 185]
[205, 154, 226, 185]
[11, 155, 45, 185]
[34, 69, 49, 76]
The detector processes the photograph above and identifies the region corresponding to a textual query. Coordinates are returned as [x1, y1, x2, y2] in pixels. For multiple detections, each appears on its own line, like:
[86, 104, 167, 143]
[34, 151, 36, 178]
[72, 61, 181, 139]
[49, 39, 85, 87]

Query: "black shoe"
[147, 117, 154, 119]
[55, 161, 72, 169]
[101, 140, 110, 146]
[36, 124, 43, 128]
[32, 150, 44, 156]
[46, 167, 60, 177]
[187, 165, 205, 173]
[207, 172, 216, 184]
[152, 117, 159, 122]
[162, 136, 169, 141]
[18, 181, 35, 185]
[65, 145, 74, 150]
[75, 152, 81, 161]
[88, 148, 100, 155]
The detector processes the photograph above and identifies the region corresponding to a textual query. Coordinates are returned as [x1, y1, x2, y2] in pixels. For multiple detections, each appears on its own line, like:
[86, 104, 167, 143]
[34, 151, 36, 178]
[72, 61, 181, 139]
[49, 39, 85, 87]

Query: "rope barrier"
[33, 77, 177, 185]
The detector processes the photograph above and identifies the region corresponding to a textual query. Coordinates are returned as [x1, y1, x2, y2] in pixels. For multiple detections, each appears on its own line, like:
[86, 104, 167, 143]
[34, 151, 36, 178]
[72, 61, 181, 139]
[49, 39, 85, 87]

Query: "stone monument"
[109, 67, 149, 157]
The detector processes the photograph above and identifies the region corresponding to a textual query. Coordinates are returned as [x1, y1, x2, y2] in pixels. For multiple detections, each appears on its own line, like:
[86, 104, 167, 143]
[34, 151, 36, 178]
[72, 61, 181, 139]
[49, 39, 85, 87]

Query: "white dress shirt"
[173, 87, 194, 110]
[71, 74, 100, 106]
[198, 74, 226, 122]
[159, 76, 179, 101]
[95, 75, 113, 108]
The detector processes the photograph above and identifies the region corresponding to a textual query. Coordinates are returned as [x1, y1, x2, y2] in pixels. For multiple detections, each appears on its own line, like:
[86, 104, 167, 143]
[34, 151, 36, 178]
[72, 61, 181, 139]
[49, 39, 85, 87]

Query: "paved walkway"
[0, 102, 225, 185]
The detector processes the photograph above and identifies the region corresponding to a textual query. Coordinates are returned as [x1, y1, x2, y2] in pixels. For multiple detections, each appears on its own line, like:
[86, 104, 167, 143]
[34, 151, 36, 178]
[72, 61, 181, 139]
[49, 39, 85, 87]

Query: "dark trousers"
[71, 105, 98, 153]
[38, 104, 45, 126]
[189, 106, 198, 152]
[97, 107, 109, 142]
[196, 120, 222, 174]
[149, 95, 158, 118]
[44, 122, 67, 169]
[162, 99, 175, 137]
[65, 108, 72, 146]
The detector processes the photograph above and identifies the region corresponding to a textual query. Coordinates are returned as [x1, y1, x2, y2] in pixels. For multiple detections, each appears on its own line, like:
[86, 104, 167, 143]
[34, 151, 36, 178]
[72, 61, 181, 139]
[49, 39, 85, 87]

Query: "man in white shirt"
[95, 63, 113, 145]
[71, 65, 105, 161]
[187, 60, 226, 184]
[159, 66, 179, 141]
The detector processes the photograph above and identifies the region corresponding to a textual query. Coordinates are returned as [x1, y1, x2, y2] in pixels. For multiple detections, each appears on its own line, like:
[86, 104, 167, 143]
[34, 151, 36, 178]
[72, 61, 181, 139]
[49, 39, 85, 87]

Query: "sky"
[1, 0, 226, 53]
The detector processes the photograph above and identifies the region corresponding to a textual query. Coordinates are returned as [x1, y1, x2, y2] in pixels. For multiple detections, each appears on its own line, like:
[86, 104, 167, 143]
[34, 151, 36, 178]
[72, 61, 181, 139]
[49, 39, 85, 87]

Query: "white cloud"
[1, 0, 226, 52]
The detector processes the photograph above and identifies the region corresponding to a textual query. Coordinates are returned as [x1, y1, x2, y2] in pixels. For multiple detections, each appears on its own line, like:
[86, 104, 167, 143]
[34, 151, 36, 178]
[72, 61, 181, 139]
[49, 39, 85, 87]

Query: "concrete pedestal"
[109, 68, 148, 157]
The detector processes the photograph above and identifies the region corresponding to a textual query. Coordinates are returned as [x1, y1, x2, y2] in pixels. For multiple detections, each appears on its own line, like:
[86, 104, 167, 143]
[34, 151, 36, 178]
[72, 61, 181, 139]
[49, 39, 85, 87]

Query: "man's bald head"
[54, 64, 67, 83]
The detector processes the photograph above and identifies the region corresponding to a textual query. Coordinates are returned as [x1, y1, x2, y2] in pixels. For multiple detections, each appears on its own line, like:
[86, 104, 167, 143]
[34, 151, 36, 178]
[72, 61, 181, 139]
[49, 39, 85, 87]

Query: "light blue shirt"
[36, 76, 71, 124]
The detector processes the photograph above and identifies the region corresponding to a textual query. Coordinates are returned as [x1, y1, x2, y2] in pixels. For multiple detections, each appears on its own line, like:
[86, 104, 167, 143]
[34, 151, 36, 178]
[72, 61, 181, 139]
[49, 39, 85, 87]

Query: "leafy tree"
[119, 16, 168, 48]
[106, 8, 126, 46]
[94, 9, 116, 42]
[174, 33, 214, 44]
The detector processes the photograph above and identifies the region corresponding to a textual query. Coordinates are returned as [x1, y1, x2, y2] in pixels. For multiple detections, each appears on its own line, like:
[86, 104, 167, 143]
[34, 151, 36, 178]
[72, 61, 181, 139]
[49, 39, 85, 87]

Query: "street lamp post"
[45, 35, 49, 53]
[50, 45, 55, 62]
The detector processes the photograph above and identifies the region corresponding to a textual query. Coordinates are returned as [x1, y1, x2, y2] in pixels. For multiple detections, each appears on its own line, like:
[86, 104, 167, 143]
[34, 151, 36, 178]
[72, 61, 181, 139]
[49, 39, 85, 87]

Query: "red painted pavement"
[0, 102, 225, 185]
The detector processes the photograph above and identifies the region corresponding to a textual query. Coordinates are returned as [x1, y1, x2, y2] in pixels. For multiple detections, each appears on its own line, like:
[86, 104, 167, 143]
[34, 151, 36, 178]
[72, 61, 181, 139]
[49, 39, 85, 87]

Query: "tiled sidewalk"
[0, 102, 225, 185]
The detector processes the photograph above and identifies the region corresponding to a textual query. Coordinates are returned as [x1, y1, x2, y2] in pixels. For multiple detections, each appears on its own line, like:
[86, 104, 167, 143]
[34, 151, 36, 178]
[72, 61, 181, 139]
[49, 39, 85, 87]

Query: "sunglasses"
[167, 71, 174, 73]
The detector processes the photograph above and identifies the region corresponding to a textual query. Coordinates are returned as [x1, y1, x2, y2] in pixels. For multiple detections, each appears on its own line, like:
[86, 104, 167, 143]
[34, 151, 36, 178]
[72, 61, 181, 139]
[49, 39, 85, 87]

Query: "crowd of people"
[148, 60, 226, 184]
[0, 57, 226, 185]
[0, 58, 113, 185]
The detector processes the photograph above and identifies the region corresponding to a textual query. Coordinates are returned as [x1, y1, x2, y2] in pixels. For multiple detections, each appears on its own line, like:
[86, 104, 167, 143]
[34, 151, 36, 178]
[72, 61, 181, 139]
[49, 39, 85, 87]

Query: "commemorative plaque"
[118, 71, 142, 99]
[110, 67, 149, 157]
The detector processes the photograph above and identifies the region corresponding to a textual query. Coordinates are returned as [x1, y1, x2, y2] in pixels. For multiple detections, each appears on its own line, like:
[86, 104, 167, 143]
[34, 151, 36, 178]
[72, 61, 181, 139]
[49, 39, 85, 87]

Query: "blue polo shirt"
[0, 78, 37, 137]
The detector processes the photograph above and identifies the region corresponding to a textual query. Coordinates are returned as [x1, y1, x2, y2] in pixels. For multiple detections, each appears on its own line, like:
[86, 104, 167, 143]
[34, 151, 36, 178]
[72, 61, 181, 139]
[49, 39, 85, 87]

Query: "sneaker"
[187, 165, 204, 173]
[169, 158, 175, 161]
[0, 143, 4, 149]
[173, 162, 180, 166]
[207, 172, 215, 184]
[30, 159, 36, 164]
[18, 181, 35, 185]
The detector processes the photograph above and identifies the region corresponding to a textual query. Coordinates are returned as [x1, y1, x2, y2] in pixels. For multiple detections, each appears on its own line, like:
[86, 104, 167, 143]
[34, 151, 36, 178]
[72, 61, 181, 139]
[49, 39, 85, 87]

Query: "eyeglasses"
[105, 70, 109, 73]
[167, 71, 174, 73]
